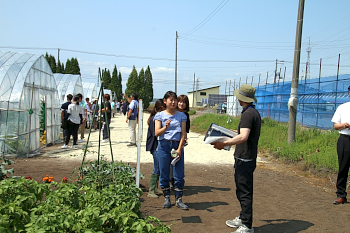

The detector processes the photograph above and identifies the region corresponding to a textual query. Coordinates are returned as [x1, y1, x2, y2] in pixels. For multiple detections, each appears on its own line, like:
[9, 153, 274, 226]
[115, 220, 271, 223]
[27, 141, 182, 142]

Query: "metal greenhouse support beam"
[288, 0, 305, 144]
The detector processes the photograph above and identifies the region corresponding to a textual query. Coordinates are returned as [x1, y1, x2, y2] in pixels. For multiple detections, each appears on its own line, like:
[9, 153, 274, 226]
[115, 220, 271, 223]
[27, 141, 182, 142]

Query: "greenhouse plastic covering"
[255, 74, 350, 129]
[0, 51, 60, 156]
[82, 82, 97, 101]
[54, 74, 83, 104]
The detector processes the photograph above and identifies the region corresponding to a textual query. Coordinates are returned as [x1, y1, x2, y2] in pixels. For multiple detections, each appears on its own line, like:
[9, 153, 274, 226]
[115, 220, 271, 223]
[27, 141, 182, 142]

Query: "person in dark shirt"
[99, 94, 112, 142]
[146, 99, 165, 197]
[122, 100, 128, 116]
[61, 94, 73, 142]
[211, 84, 261, 233]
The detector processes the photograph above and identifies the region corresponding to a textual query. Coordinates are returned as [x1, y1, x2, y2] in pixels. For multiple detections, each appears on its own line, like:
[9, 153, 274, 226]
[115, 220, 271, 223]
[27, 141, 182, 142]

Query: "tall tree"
[109, 65, 118, 100]
[65, 59, 72, 74]
[102, 68, 111, 89]
[138, 68, 146, 104]
[56, 59, 63, 73]
[45, 53, 57, 73]
[117, 71, 123, 101]
[125, 66, 138, 97]
[143, 66, 153, 108]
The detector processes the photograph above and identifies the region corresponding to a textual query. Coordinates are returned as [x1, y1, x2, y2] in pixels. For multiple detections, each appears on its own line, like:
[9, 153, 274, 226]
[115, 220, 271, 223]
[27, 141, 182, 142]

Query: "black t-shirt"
[234, 105, 261, 160]
[61, 101, 71, 119]
[102, 101, 112, 121]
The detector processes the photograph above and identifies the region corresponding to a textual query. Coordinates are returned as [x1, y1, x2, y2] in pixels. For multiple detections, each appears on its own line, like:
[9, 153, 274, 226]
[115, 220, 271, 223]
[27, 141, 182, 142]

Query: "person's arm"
[212, 128, 251, 150]
[177, 121, 187, 157]
[123, 94, 131, 103]
[61, 111, 64, 123]
[334, 122, 350, 130]
[155, 119, 170, 137]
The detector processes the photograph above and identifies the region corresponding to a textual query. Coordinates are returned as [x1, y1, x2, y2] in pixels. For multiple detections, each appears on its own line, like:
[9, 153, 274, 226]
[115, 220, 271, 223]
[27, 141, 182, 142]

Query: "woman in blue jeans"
[155, 91, 188, 210]
[146, 99, 164, 197]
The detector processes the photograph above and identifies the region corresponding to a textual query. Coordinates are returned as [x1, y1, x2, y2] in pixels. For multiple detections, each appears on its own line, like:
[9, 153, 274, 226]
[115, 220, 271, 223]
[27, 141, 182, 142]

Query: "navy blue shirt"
[146, 115, 158, 152]
[61, 101, 71, 119]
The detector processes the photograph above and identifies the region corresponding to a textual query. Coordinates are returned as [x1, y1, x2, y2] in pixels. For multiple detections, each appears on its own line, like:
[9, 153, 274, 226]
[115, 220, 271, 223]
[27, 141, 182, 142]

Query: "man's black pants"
[66, 120, 80, 145]
[234, 158, 256, 229]
[336, 134, 350, 198]
[102, 120, 111, 140]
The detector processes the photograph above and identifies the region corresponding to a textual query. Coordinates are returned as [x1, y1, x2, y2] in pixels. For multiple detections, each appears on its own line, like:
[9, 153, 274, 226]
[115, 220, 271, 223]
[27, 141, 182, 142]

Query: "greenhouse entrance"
[0, 51, 60, 157]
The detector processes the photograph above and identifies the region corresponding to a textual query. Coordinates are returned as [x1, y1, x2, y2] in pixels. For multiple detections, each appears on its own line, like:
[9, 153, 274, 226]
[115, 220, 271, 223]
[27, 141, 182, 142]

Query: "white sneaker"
[226, 216, 242, 228]
[78, 139, 83, 143]
[101, 139, 107, 143]
[62, 144, 68, 149]
[72, 145, 77, 148]
[232, 225, 254, 233]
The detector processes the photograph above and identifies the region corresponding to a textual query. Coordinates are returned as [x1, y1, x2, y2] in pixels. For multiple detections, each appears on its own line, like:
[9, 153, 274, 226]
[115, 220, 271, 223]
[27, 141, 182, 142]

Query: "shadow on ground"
[255, 219, 314, 232]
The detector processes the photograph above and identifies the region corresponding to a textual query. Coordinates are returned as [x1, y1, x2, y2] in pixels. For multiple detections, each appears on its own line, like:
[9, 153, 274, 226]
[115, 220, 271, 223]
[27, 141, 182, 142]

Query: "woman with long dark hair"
[155, 91, 188, 210]
[146, 99, 165, 197]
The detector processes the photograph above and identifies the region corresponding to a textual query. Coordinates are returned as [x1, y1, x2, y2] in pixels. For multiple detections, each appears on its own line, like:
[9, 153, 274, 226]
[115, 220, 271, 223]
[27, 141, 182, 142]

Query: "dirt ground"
[4, 111, 350, 233]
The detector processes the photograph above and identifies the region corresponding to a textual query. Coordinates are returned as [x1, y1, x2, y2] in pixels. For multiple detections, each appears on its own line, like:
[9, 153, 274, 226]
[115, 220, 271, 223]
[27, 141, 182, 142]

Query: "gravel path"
[44, 112, 239, 165]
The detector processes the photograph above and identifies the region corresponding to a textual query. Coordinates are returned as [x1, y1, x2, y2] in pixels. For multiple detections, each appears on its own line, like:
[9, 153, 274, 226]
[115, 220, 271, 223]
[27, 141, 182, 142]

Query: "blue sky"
[0, 0, 349, 98]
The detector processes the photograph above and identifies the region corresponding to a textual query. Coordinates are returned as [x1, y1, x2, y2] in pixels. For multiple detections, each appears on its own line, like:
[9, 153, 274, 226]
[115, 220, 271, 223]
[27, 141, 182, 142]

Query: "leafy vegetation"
[0, 158, 170, 232]
[188, 109, 196, 115]
[192, 113, 340, 172]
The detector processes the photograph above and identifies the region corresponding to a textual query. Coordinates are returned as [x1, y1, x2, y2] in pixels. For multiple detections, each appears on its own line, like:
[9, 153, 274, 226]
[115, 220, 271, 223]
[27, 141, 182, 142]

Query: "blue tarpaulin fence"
[255, 74, 350, 129]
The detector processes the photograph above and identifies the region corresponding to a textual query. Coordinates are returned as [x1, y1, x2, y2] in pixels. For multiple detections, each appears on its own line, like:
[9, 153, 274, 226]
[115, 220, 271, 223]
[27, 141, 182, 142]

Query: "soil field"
[4, 111, 350, 232]
[7, 155, 350, 233]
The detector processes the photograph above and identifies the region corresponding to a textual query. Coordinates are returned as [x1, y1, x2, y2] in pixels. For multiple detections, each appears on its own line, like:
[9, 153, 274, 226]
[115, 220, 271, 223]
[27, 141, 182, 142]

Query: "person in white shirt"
[62, 95, 84, 149]
[331, 86, 350, 205]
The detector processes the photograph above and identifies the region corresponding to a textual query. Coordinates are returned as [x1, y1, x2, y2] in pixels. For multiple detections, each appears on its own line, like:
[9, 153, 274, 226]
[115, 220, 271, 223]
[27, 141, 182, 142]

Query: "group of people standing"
[146, 85, 261, 233]
[60, 93, 113, 147]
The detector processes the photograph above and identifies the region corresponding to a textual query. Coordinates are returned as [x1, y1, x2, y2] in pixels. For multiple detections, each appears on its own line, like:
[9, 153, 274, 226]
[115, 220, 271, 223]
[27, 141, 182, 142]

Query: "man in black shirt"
[99, 94, 112, 142]
[212, 84, 261, 233]
[61, 94, 73, 142]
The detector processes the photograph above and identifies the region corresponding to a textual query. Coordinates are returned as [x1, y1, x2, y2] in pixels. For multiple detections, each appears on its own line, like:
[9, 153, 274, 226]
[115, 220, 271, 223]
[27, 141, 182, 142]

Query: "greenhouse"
[54, 74, 83, 104]
[82, 82, 97, 101]
[0, 51, 60, 156]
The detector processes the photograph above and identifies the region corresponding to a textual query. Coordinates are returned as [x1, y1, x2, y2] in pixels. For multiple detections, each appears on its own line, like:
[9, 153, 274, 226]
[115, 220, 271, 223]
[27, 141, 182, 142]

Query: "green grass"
[192, 114, 340, 173]
[188, 109, 196, 115]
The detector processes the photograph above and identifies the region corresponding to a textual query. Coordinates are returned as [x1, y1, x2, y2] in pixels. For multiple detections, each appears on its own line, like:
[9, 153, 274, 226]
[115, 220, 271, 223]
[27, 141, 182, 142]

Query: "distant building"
[188, 86, 220, 107]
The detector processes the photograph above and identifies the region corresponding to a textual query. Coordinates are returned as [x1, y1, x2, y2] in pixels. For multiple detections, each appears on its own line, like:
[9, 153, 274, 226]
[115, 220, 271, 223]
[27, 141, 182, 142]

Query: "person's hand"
[176, 149, 182, 158]
[165, 119, 171, 129]
[126, 118, 129, 123]
[211, 142, 225, 150]
[344, 122, 350, 129]
[83, 118, 86, 123]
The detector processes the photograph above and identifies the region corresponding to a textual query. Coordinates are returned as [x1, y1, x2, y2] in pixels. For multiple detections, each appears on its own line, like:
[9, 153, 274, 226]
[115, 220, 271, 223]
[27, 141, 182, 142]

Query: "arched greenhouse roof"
[0, 51, 60, 156]
[82, 82, 97, 101]
[54, 74, 83, 104]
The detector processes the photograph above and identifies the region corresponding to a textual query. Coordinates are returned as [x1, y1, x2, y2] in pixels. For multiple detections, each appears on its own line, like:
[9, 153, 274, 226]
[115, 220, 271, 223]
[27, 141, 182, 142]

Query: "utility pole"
[274, 59, 278, 83]
[288, 0, 305, 144]
[192, 73, 195, 108]
[58, 48, 60, 62]
[195, 78, 199, 107]
[175, 31, 178, 93]
[306, 37, 311, 80]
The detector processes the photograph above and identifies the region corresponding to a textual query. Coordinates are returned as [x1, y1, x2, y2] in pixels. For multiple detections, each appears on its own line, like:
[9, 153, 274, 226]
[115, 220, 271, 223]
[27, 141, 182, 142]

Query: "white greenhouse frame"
[0, 51, 61, 156]
[54, 74, 83, 104]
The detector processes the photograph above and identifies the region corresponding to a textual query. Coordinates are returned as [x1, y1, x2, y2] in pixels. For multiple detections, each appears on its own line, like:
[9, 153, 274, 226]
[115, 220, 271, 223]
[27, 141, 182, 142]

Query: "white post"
[136, 99, 143, 188]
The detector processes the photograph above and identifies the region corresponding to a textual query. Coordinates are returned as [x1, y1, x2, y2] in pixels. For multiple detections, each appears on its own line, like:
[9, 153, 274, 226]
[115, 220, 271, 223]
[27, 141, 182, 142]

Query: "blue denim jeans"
[157, 140, 185, 189]
[151, 149, 160, 175]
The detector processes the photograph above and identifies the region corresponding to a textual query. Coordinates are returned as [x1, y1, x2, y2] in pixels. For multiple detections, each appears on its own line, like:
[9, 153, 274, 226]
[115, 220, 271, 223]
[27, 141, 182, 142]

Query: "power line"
[180, 0, 229, 38]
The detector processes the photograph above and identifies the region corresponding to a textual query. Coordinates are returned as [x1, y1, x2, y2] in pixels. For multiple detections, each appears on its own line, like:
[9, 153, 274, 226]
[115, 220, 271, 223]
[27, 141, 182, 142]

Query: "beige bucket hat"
[233, 84, 257, 103]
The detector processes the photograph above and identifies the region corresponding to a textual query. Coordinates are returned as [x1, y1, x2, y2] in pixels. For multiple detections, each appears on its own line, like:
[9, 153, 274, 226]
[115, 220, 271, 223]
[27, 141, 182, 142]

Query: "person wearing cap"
[211, 84, 261, 233]
[331, 86, 350, 205]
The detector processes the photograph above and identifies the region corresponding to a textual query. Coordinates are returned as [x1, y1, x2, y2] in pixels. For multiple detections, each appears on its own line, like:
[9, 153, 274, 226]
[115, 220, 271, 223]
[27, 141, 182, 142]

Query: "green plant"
[0, 160, 170, 232]
[0, 157, 15, 181]
[39, 99, 45, 137]
[188, 109, 196, 115]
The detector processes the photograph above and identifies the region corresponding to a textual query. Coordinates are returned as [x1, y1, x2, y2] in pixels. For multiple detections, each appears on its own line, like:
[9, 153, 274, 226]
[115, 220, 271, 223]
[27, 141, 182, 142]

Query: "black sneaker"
[127, 143, 136, 147]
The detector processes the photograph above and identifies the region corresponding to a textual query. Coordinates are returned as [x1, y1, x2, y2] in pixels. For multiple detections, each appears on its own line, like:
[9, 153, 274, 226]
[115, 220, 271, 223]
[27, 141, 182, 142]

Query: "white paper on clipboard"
[204, 136, 232, 151]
